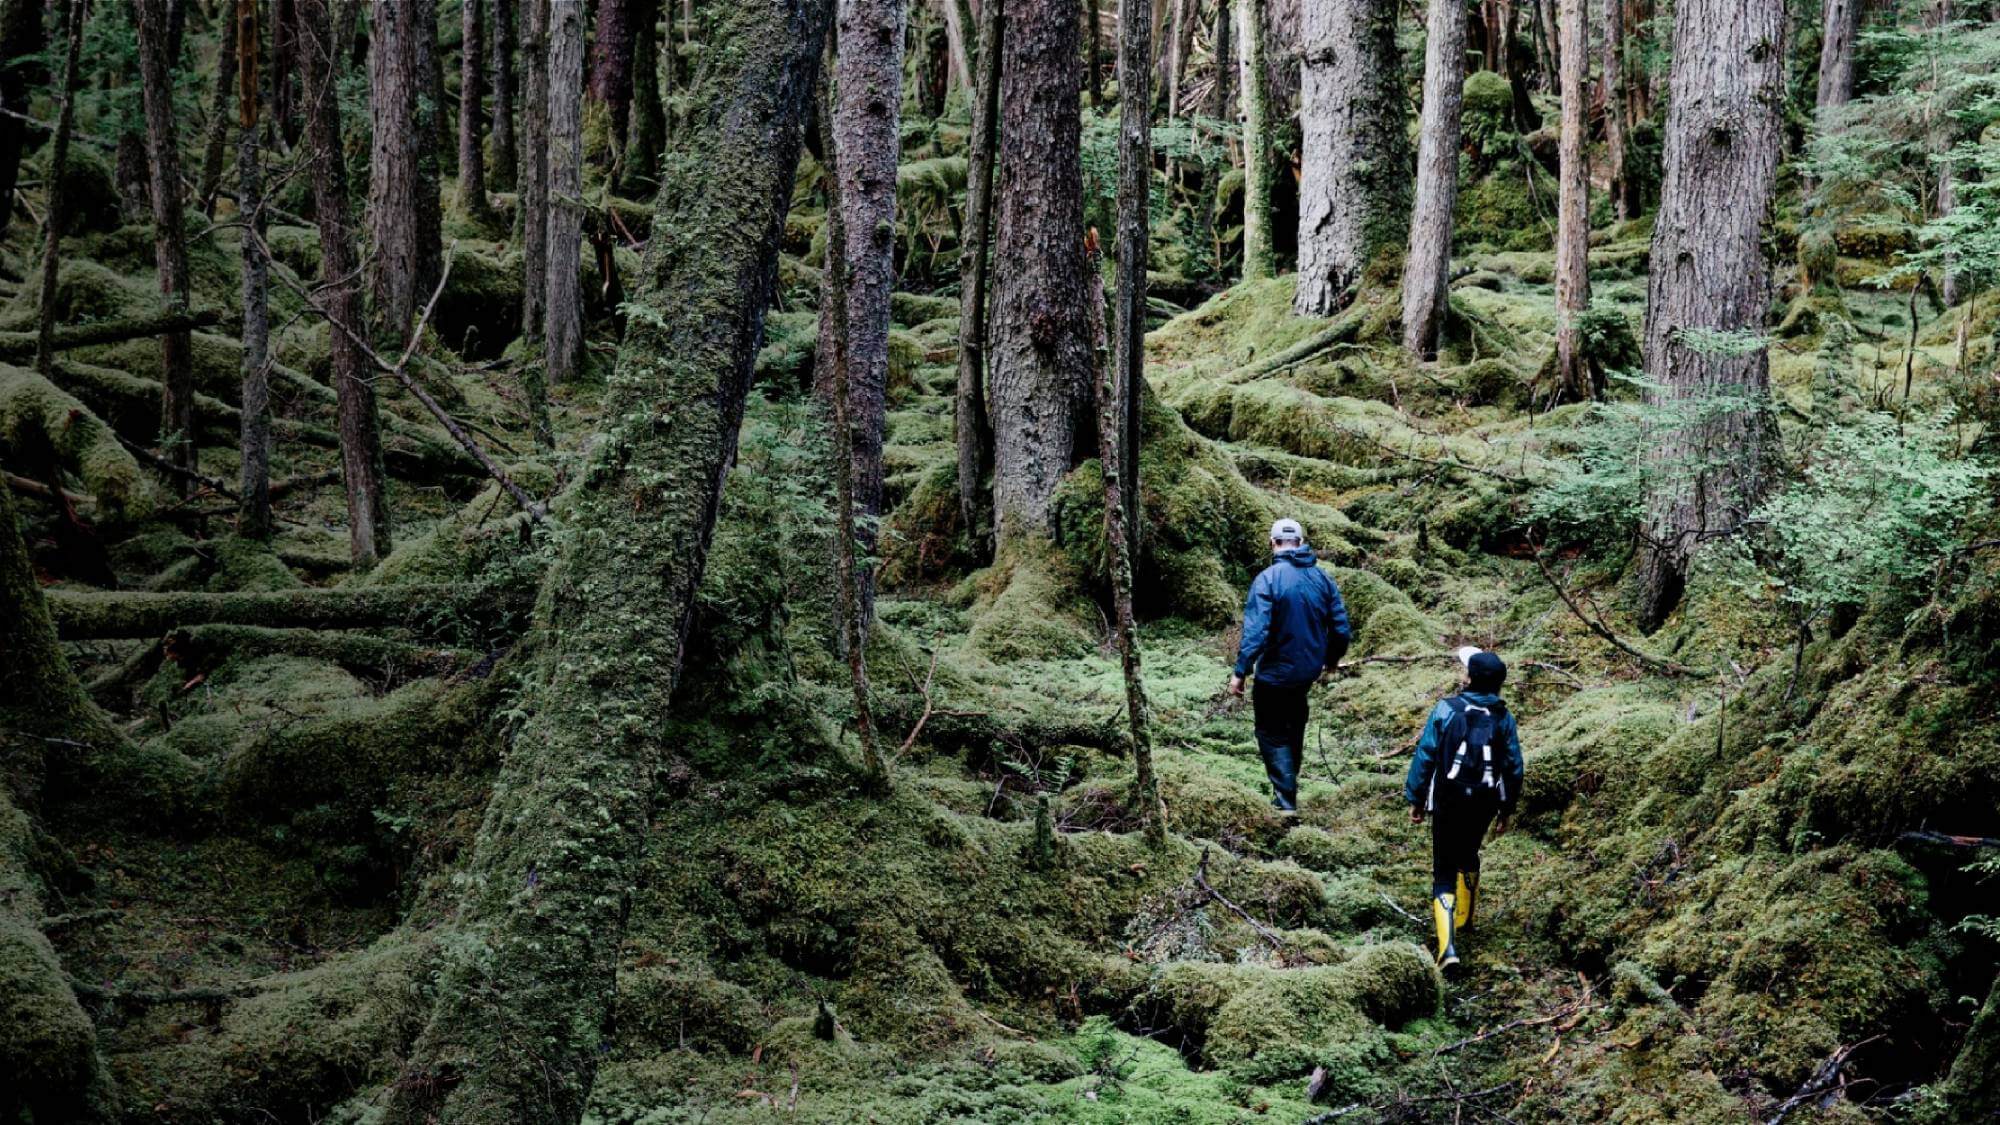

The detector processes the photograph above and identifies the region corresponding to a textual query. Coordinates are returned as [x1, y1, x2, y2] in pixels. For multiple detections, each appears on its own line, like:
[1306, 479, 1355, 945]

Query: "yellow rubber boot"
[1431, 893, 1459, 970]
[1455, 871, 1479, 929]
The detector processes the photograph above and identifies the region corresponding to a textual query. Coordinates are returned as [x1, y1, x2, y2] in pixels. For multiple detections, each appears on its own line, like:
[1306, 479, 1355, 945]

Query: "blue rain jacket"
[1404, 692, 1524, 813]
[1233, 548, 1352, 688]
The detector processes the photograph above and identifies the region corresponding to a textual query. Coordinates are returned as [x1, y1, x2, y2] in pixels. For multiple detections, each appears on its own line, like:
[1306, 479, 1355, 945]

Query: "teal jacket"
[1404, 692, 1524, 813]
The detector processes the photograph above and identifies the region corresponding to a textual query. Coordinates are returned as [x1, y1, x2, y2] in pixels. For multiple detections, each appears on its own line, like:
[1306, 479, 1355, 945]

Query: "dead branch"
[1194, 847, 1287, 952]
[1764, 1037, 1880, 1125]
[1434, 973, 1594, 1056]
[895, 646, 942, 756]
[1898, 830, 2000, 850]
[1529, 542, 1709, 678]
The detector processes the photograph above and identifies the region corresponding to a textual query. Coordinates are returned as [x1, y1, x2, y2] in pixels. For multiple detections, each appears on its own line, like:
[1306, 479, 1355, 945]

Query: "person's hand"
[1226, 674, 1245, 697]
[1490, 816, 1510, 839]
[1409, 806, 1424, 825]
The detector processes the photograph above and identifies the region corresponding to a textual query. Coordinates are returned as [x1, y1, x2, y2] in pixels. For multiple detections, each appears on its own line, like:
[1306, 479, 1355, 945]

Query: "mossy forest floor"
[14, 138, 1999, 1123]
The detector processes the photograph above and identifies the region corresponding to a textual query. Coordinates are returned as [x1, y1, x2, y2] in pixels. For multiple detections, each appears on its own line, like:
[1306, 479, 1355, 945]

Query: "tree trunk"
[368, 0, 438, 339]
[1602, 0, 1635, 220]
[300, 0, 391, 565]
[1400, 0, 1467, 359]
[33, 1, 87, 378]
[1210, 0, 1233, 125]
[989, 0, 1095, 544]
[545, 0, 586, 385]
[621, 0, 666, 194]
[1553, 0, 1593, 400]
[1086, 0, 1103, 109]
[916, 6, 950, 118]
[590, 0, 637, 168]
[1815, 0, 1858, 114]
[521, 0, 551, 340]
[1634, 0, 1784, 631]
[272, 0, 300, 146]
[956, 0, 1003, 542]
[942, 0, 976, 90]
[237, 0, 273, 540]
[378, 4, 832, 1120]
[1294, 0, 1409, 316]
[1236, 0, 1275, 281]
[0, 0, 44, 237]
[458, 0, 495, 219]
[418, 0, 452, 179]
[491, 0, 519, 190]
[196, 0, 240, 216]
[115, 132, 152, 225]
[1114, 0, 1148, 551]
[133, 0, 200, 492]
[1936, 972, 2000, 1122]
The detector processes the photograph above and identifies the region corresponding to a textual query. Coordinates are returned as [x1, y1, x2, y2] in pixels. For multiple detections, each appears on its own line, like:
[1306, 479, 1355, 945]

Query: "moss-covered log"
[0, 307, 223, 361]
[47, 583, 485, 639]
[0, 364, 152, 519]
[380, 2, 833, 1120]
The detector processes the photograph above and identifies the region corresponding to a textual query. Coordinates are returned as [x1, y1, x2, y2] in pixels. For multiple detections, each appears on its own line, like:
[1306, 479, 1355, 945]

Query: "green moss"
[967, 542, 1098, 662]
[0, 364, 151, 519]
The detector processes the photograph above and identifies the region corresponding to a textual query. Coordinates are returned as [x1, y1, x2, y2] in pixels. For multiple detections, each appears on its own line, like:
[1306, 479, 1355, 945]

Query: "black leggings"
[1430, 798, 1497, 897]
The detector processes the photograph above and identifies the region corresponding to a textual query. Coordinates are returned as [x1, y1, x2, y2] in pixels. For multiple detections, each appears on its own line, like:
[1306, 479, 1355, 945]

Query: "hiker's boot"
[1432, 892, 1459, 971]
[1455, 871, 1479, 930]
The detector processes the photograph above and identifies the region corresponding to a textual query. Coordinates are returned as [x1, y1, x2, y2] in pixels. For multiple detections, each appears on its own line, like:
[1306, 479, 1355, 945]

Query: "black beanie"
[1467, 651, 1507, 692]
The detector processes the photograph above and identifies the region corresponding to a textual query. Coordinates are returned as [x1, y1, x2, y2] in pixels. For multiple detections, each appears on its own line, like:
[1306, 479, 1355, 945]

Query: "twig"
[1529, 541, 1709, 678]
[895, 646, 942, 756]
[1194, 847, 1287, 952]
[1764, 1038, 1879, 1124]
[1378, 892, 1422, 924]
[1434, 975, 1594, 1055]
[115, 434, 238, 499]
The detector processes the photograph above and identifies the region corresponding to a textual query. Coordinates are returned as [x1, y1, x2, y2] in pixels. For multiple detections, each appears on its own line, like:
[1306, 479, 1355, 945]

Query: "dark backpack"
[1427, 695, 1509, 810]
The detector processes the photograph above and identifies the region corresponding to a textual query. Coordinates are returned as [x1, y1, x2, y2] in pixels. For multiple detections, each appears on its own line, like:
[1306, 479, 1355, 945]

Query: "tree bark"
[590, 0, 637, 167]
[238, 0, 273, 540]
[1210, 0, 1233, 125]
[956, 0, 1003, 542]
[33, 0, 87, 379]
[1553, 0, 1593, 400]
[1601, 0, 1635, 220]
[378, 4, 832, 1119]
[418, 0, 452, 179]
[133, 0, 201, 492]
[0, 0, 44, 237]
[368, 0, 437, 338]
[1236, 0, 1275, 281]
[1815, 0, 1858, 114]
[300, 0, 392, 564]
[490, 0, 519, 190]
[1294, 0, 1408, 316]
[196, 0, 241, 217]
[990, 0, 1095, 544]
[545, 0, 586, 385]
[1114, 0, 1148, 551]
[1400, 0, 1467, 359]
[1634, 0, 1784, 631]
[458, 0, 495, 220]
[521, 0, 551, 340]
[272, 0, 300, 147]
[1087, 0, 1103, 109]
[942, 0, 976, 90]
[621, 0, 667, 194]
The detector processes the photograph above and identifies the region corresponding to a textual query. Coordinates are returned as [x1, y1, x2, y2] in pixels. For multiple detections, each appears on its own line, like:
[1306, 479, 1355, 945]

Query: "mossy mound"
[965, 541, 1099, 662]
[0, 364, 151, 519]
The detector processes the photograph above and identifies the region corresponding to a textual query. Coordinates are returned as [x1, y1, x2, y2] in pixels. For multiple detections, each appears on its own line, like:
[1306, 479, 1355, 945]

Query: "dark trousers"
[1430, 796, 1498, 896]
[1252, 681, 1311, 811]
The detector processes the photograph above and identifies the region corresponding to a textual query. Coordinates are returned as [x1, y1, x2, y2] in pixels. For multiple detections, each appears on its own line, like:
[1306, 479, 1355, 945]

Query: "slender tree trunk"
[916, 5, 949, 117]
[1602, 0, 1634, 220]
[590, 0, 637, 170]
[459, 0, 495, 219]
[621, 0, 666, 194]
[1553, 0, 1593, 400]
[545, 0, 586, 385]
[1294, 0, 1409, 316]
[956, 0, 1003, 542]
[379, 4, 832, 1119]
[491, 0, 519, 190]
[134, 0, 200, 492]
[369, 0, 436, 338]
[1087, 0, 1103, 109]
[237, 0, 273, 540]
[942, 0, 976, 90]
[522, 0, 551, 339]
[1236, 0, 1275, 281]
[34, 1, 87, 378]
[300, 0, 391, 564]
[1115, 0, 1148, 551]
[1210, 0, 1233, 124]
[273, 0, 299, 146]
[990, 0, 1095, 544]
[197, 1, 241, 216]
[1634, 0, 1784, 630]
[1400, 0, 1467, 359]
[418, 0, 451, 179]
[1815, 0, 1858, 114]
[0, 0, 45, 237]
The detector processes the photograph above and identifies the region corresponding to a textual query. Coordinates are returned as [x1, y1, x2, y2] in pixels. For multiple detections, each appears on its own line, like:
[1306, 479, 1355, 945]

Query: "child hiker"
[1405, 647, 1523, 971]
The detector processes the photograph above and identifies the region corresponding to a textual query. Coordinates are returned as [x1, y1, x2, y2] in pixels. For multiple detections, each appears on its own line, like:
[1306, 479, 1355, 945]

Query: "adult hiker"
[1405, 646, 1523, 972]
[1226, 518, 1351, 813]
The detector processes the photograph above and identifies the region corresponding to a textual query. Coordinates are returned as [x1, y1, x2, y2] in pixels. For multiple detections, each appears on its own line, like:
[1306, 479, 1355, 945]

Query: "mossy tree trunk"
[458, 0, 496, 221]
[300, 0, 392, 564]
[590, 0, 637, 174]
[545, 0, 587, 385]
[955, 0, 1003, 543]
[990, 0, 1095, 545]
[1293, 0, 1408, 316]
[1552, 0, 1594, 401]
[368, 0, 442, 339]
[33, 0, 87, 378]
[521, 0, 551, 340]
[0, 0, 43, 237]
[133, 0, 201, 493]
[1235, 0, 1275, 282]
[1815, 0, 1858, 114]
[196, 0, 240, 217]
[1400, 0, 1467, 359]
[1086, 0, 1103, 109]
[378, 1, 832, 1118]
[620, 0, 667, 195]
[237, 0, 273, 540]
[1634, 0, 1783, 631]
[490, 0, 519, 191]
[1935, 970, 2000, 1122]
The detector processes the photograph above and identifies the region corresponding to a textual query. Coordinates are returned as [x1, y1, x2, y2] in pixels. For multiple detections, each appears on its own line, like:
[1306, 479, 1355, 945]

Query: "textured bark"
[133, 0, 200, 491]
[115, 132, 152, 226]
[1294, 0, 1408, 316]
[368, 0, 434, 338]
[1634, 0, 1784, 631]
[1400, 0, 1467, 359]
[1815, 0, 1858, 113]
[1236, 0, 1275, 281]
[545, 0, 586, 385]
[942, 0, 976, 89]
[272, 0, 300, 146]
[590, 0, 637, 162]
[956, 0, 1003, 540]
[238, 0, 273, 540]
[1552, 0, 1592, 400]
[1087, 0, 1103, 109]
[0, 0, 44, 237]
[196, 0, 240, 216]
[521, 0, 551, 339]
[621, 0, 666, 194]
[916, 6, 949, 117]
[378, 3, 831, 1119]
[1601, 0, 1636, 219]
[1114, 0, 1147, 549]
[33, 1, 87, 378]
[301, 0, 392, 564]
[490, 0, 519, 190]
[458, 0, 495, 219]
[989, 0, 1094, 543]
[1210, 0, 1232, 124]
[418, 0, 452, 178]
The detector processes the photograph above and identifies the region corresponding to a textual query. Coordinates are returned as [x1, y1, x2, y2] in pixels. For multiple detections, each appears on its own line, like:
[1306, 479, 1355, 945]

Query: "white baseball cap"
[1269, 518, 1304, 542]
[1455, 646, 1484, 670]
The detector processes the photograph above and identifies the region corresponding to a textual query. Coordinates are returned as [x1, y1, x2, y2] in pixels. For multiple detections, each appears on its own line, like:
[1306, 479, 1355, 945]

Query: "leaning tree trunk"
[238, 0, 273, 540]
[955, 0, 1003, 542]
[989, 0, 1095, 545]
[0, 0, 45, 237]
[378, 4, 832, 1121]
[545, 0, 587, 385]
[1601, 0, 1635, 220]
[33, 0, 87, 378]
[368, 0, 438, 339]
[458, 0, 495, 221]
[1815, 0, 1858, 114]
[300, 0, 391, 564]
[490, 0, 519, 190]
[1633, 0, 1784, 631]
[196, 1, 240, 216]
[133, 0, 200, 491]
[1294, 0, 1409, 316]
[1400, 0, 1467, 359]
[1114, 0, 1148, 552]
[1235, 0, 1275, 281]
[1552, 0, 1593, 400]
[521, 0, 551, 339]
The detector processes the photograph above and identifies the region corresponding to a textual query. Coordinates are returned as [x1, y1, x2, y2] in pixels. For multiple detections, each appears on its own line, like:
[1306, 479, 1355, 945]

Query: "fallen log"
[0, 308, 223, 360]
[163, 623, 472, 684]
[48, 583, 485, 640]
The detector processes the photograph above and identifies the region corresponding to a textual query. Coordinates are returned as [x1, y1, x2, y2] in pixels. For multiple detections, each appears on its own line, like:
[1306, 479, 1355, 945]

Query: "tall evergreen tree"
[545, 0, 587, 384]
[237, 0, 273, 539]
[1401, 0, 1468, 358]
[1235, 0, 1275, 281]
[1294, 0, 1409, 316]
[1553, 0, 1593, 400]
[459, 0, 496, 220]
[956, 0, 1003, 540]
[133, 0, 200, 491]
